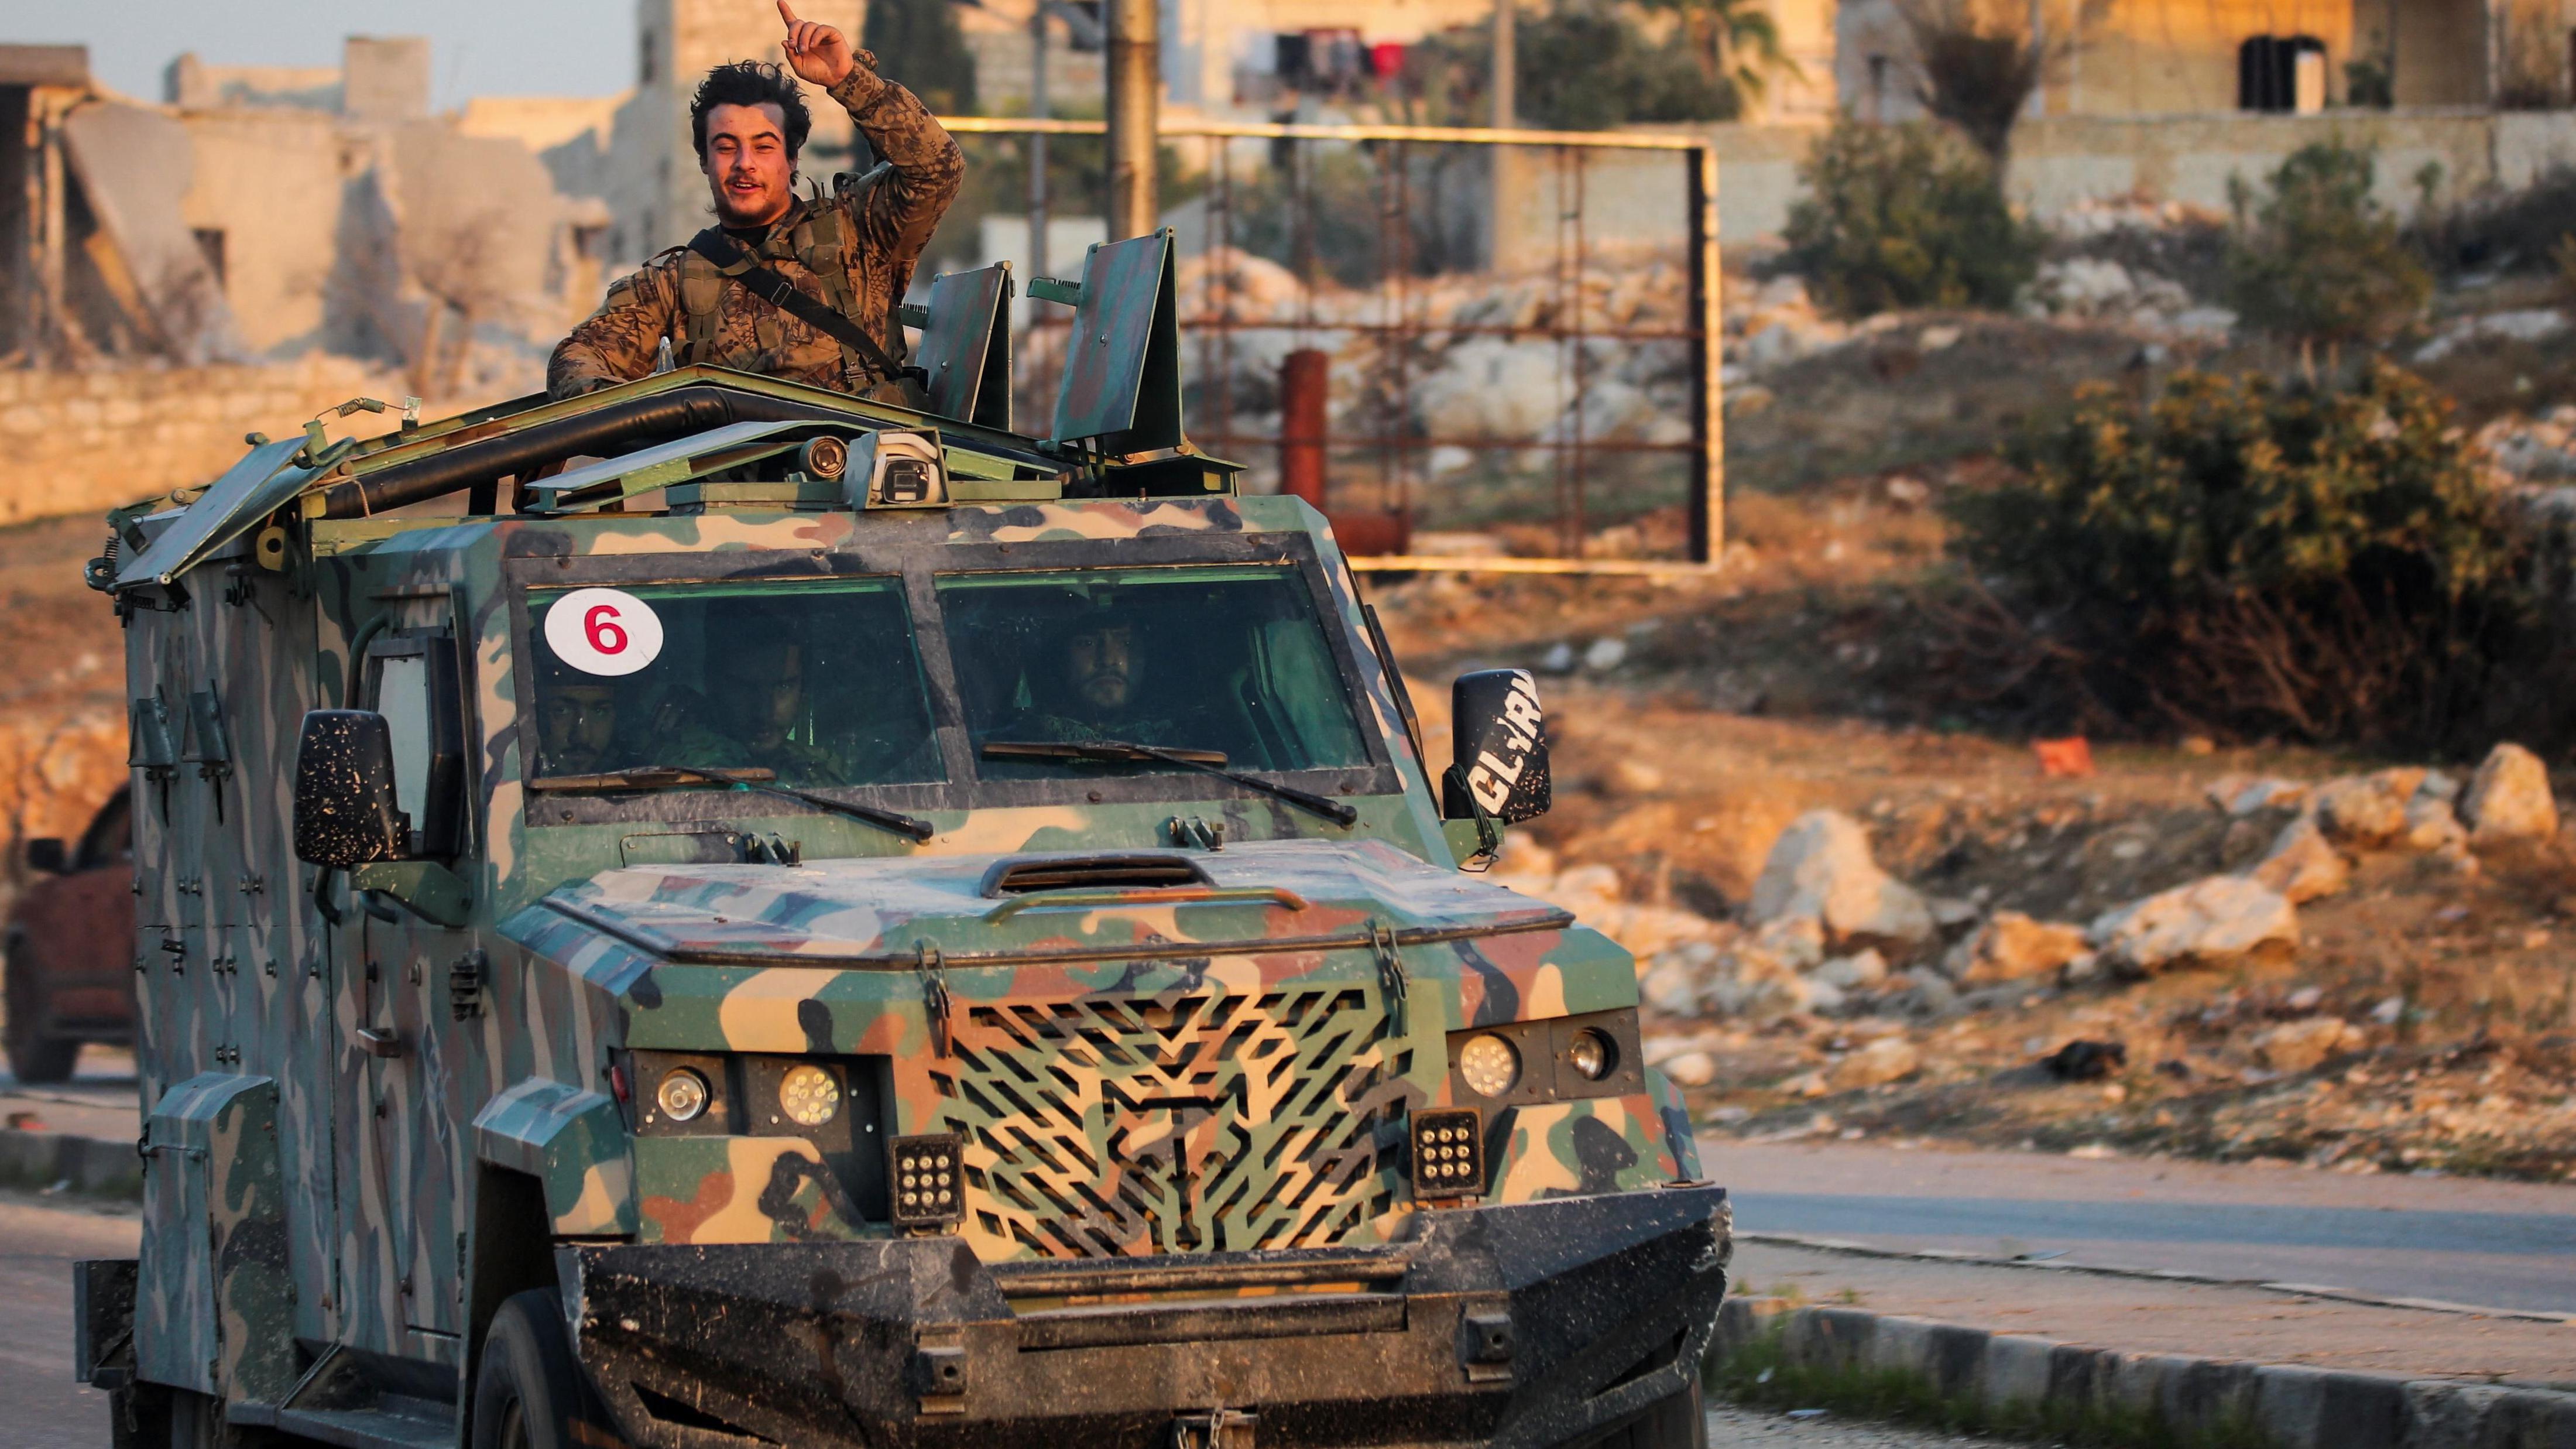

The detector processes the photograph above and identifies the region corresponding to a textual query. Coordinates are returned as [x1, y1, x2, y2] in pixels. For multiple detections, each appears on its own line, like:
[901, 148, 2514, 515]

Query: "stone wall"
[0, 357, 405, 527]
[1693, 107, 2576, 246]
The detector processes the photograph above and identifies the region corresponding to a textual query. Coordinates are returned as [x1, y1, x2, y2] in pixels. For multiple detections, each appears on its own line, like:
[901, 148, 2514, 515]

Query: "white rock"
[2244, 817, 2351, 904]
[1814, 949, 1888, 990]
[1538, 640, 1576, 674]
[1583, 636, 1629, 672]
[2220, 777, 2309, 815]
[1641, 960, 1709, 1016]
[2255, 1016, 2363, 1073]
[2088, 876, 2299, 974]
[1827, 1036, 1921, 1090]
[1956, 910, 2090, 984]
[2400, 794, 2468, 852]
[1748, 811, 1937, 952]
[2415, 770, 2460, 804]
[2314, 773, 2410, 847]
[1748, 915, 1829, 974]
[1660, 1050, 1718, 1087]
[2461, 742, 2559, 844]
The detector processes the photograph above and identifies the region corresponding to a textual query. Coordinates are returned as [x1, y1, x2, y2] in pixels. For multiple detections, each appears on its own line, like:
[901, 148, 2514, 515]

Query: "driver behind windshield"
[675, 623, 852, 783]
[995, 611, 1200, 748]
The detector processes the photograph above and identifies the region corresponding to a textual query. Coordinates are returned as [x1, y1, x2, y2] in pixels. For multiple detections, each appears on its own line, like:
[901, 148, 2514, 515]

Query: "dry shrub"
[1943, 362, 2557, 751]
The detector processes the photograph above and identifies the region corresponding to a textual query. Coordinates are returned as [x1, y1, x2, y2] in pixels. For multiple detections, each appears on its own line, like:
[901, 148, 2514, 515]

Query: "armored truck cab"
[76, 234, 1730, 1449]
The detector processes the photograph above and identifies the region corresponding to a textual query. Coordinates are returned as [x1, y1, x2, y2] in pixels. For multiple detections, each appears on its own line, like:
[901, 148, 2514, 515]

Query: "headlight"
[1456, 1033, 1521, 1098]
[777, 1063, 842, 1126]
[655, 1068, 709, 1123]
[1565, 1027, 1617, 1081]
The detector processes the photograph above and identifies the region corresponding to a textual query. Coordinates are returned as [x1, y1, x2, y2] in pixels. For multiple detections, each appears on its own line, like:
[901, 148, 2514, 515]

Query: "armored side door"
[334, 612, 482, 1360]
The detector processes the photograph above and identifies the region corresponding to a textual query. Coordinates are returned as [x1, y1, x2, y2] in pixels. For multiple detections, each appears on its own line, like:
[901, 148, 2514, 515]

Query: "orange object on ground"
[2035, 737, 2095, 777]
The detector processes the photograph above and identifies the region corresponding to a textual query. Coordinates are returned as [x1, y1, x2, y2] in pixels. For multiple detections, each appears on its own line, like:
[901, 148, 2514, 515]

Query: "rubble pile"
[1508, 735, 2575, 1177]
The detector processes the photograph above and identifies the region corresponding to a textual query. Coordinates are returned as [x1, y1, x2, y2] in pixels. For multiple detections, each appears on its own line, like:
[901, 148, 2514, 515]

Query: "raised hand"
[778, 1, 857, 86]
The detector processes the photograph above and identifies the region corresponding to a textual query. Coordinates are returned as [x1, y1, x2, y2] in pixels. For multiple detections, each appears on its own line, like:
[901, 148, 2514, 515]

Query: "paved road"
[1711, 1138, 2576, 1314]
[0, 1193, 136, 1449]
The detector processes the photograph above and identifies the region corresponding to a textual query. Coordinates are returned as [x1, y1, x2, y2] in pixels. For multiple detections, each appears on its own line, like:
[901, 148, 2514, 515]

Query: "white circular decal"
[544, 588, 664, 677]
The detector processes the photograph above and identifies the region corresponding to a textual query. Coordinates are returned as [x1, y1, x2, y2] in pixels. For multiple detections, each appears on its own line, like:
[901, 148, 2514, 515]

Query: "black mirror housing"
[23, 838, 67, 874]
[293, 710, 409, 868]
[1443, 669, 1551, 824]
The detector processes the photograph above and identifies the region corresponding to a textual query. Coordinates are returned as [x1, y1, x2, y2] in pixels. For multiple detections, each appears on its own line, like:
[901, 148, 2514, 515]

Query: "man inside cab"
[547, 1, 963, 401]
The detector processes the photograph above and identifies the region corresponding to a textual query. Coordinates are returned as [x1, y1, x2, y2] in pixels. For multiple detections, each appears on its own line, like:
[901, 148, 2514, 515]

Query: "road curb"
[0, 1126, 140, 1199]
[1712, 1296, 2576, 1448]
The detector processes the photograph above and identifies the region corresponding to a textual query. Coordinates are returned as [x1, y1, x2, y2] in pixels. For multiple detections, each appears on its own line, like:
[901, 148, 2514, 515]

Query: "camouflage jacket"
[547, 57, 964, 399]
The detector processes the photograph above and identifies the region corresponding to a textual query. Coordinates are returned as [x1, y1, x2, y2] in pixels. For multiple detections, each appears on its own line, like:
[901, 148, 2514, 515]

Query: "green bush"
[1778, 119, 2042, 319]
[1947, 362, 2536, 749]
[1404, 3, 1739, 129]
[2225, 141, 2431, 347]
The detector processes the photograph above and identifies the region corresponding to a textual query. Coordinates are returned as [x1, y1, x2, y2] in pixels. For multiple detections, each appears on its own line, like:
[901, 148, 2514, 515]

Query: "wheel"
[4, 941, 78, 1084]
[1584, 1379, 1708, 1449]
[472, 1289, 616, 1449]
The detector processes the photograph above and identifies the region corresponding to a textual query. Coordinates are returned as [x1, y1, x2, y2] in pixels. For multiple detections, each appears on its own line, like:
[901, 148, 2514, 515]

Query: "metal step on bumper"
[565, 1184, 1731, 1449]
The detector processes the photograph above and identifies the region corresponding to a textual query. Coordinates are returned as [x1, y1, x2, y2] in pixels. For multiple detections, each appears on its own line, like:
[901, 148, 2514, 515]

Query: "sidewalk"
[1734, 1239, 2576, 1388]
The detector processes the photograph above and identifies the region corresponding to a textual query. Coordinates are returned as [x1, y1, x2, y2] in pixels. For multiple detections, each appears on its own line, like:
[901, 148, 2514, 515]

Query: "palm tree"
[1638, 0, 1798, 111]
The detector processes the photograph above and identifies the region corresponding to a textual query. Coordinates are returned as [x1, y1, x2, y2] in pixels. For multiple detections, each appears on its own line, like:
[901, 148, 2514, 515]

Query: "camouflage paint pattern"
[112, 376, 1706, 1427]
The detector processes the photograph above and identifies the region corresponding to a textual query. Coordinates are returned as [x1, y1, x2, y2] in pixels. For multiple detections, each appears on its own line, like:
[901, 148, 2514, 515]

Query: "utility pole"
[1492, 0, 1515, 127]
[1028, 4, 1050, 283]
[1106, 0, 1158, 239]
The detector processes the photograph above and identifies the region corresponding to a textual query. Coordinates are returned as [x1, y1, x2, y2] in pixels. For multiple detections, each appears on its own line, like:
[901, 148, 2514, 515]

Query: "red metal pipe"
[1279, 347, 1329, 510]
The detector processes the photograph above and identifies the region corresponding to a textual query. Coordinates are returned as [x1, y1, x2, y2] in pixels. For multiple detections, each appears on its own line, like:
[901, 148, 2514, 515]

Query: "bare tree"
[405, 209, 519, 399]
[1892, 0, 2098, 163]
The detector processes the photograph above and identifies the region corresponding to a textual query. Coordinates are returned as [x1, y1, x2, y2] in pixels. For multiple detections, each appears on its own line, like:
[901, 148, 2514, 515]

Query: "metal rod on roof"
[1105, 0, 1158, 239]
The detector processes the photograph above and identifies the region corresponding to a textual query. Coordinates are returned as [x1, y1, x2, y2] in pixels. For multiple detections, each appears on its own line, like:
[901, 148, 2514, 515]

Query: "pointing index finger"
[778, 1, 802, 29]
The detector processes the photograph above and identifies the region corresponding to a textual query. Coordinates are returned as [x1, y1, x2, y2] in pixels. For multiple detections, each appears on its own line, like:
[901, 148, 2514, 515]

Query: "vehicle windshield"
[937, 565, 1371, 778]
[524, 578, 942, 788]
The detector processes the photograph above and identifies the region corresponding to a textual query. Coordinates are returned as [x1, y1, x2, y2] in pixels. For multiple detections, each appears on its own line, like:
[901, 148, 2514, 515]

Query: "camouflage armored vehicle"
[73, 231, 1730, 1449]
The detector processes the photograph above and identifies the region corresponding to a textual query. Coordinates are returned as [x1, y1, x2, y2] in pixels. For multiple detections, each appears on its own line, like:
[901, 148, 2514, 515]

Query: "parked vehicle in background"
[5, 785, 134, 1083]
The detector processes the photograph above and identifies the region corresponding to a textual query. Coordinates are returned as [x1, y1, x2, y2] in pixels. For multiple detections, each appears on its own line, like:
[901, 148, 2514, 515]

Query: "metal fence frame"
[941, 117, 1723, 574]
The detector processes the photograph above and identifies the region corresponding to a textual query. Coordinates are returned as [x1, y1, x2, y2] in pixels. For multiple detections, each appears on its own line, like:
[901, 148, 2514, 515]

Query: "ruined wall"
[0, 357, 400, 527]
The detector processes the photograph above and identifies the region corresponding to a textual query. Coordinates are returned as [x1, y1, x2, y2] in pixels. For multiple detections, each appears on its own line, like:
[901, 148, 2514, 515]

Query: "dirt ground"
[1367, 488, 2576, 1186]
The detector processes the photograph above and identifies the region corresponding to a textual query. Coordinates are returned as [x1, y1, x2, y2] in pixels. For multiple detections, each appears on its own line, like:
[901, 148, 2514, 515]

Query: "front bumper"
[565, 1184, 1731, 1449]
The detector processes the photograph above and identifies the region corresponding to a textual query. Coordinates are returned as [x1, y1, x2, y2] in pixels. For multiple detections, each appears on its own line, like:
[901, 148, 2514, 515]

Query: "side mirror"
[1443, 669, 1551, 824]
[23, 838, 67, 875]
[293, 710, 409, 868]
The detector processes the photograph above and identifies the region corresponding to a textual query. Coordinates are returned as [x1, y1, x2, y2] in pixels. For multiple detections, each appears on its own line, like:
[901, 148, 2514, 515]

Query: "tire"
[4, 942, 78, 1084]
[472, 1289, 615, 1449]
[1586, 1379, 1709, 1449]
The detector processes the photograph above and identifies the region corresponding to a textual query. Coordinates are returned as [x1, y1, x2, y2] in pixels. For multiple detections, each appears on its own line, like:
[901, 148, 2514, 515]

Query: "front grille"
[937, 987, 1416, 1258]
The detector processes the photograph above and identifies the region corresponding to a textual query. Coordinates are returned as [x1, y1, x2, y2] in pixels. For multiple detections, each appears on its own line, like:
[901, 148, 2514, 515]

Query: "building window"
[191, 229, 226, 288]
[2239, 35, 2328, 112]
[1867, 54, 1889, 121]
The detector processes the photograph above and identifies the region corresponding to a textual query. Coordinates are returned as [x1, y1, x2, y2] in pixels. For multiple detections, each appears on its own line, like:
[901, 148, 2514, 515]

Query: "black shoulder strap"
[685, 228, 924, 385]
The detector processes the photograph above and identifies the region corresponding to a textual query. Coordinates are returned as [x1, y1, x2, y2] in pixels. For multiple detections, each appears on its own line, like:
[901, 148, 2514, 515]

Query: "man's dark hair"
[690, 60, 812, 163]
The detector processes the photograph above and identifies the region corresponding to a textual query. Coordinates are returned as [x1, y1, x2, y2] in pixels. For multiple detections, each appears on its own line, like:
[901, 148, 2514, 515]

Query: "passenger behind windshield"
[526, 581, 942, 789]
[940, 567, 1370, 779]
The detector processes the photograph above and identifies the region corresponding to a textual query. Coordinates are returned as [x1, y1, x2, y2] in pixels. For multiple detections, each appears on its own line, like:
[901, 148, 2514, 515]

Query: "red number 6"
[585, 604, 628, 655]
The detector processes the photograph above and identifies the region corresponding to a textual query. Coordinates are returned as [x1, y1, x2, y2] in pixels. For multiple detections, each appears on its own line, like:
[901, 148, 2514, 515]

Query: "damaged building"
[4, 38, 610, 395]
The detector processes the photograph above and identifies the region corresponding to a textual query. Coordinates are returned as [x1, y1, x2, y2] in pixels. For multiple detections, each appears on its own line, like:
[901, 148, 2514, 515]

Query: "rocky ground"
[1372, 519, 2576, 1184]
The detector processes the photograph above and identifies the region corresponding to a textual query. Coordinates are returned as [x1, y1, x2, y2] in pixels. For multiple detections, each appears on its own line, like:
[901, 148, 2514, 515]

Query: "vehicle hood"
[502, 839, 1577, 991]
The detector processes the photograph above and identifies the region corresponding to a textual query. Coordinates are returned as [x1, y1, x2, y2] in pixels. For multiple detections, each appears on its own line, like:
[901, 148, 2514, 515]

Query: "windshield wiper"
[982, 739, 1360, 827]
[530, 765, 934, 842]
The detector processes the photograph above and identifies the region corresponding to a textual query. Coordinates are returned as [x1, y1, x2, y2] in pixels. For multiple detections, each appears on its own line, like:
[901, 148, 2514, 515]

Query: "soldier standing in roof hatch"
[548, 1, 964, 402]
